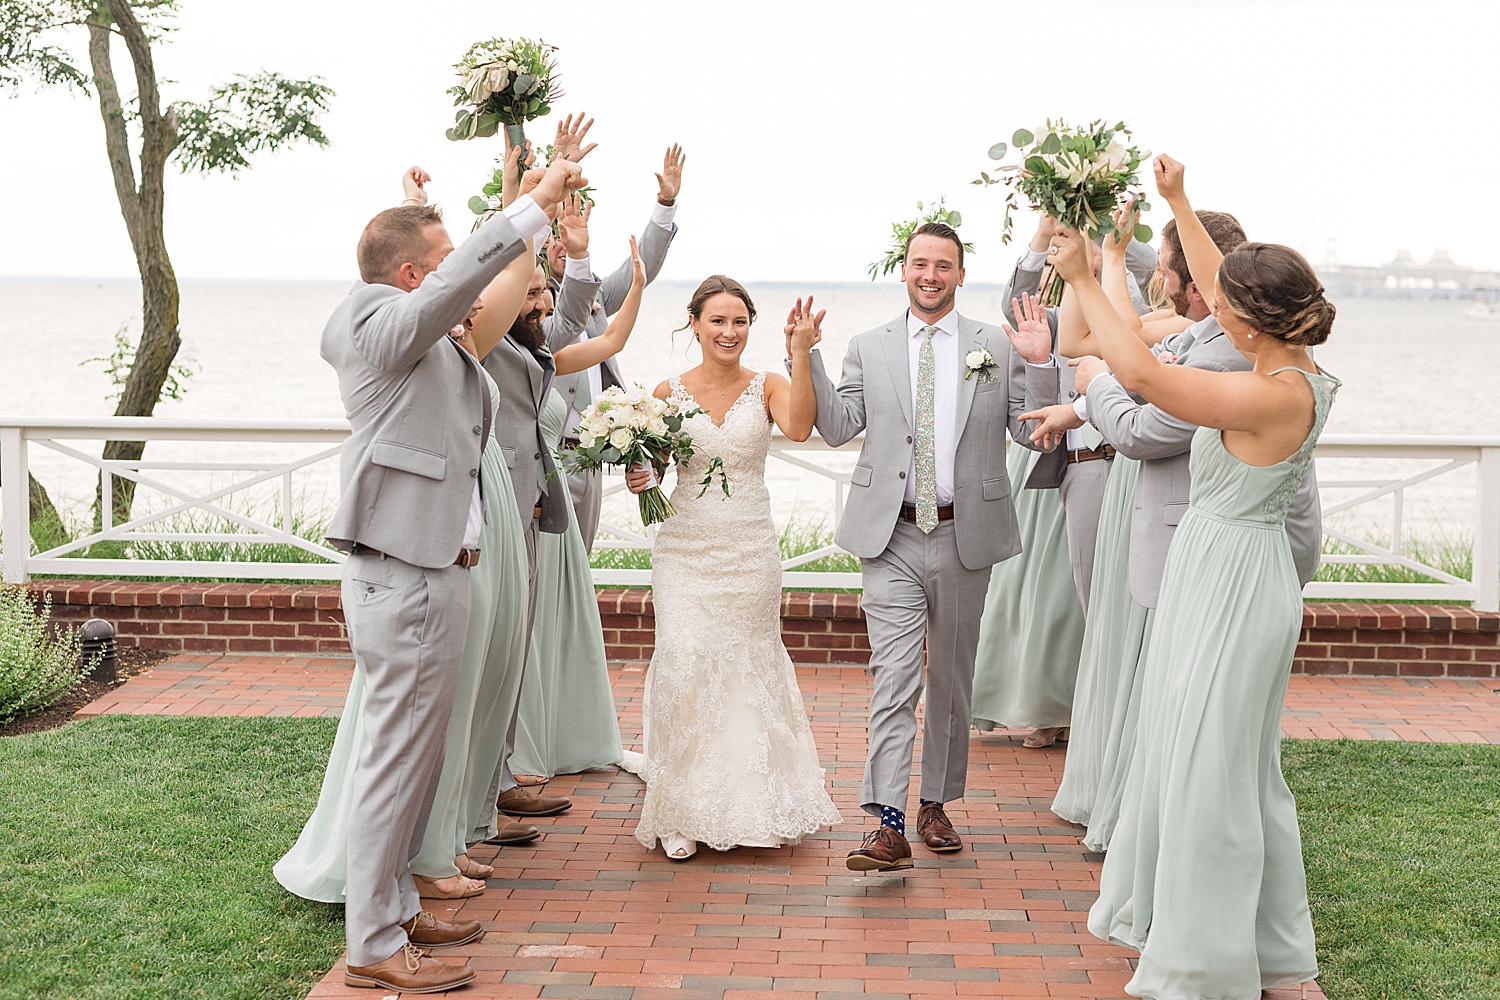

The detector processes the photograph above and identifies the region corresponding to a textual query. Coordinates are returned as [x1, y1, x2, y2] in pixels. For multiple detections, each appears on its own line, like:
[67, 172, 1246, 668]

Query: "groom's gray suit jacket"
[808, 312, 1057, 571]
[321, 215, 531, 568]
[1088, 321, 1323, 607]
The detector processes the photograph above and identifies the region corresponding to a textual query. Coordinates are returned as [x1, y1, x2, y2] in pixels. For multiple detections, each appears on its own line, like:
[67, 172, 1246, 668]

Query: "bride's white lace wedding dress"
[633, 372, 842, 854]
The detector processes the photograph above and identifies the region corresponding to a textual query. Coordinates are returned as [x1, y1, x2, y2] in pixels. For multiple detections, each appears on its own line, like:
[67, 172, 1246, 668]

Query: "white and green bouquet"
[868, 198, 975, 280]
[446, 37, 562, 149]
[558, 386, 728, 527]
[974, 119, 1152, 304]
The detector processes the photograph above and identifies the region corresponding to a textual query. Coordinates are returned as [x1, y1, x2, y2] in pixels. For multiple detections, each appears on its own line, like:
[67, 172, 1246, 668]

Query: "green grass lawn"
[0, 716, 343, 1000]
[1284, 739, 1500, 999]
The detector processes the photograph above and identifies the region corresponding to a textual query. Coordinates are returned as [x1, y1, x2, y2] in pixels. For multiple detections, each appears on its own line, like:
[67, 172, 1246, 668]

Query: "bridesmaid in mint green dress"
[970, 443, 1086, 741]
[1050, 201, 1336, 998]
[1049, 454, 1147, 828]
[275, 362, 530, 901]
[508, 388, 625, 779]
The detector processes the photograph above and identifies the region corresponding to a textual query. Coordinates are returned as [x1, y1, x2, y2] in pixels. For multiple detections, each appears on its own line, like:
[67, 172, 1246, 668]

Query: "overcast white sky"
[2, 0, 1496, 284]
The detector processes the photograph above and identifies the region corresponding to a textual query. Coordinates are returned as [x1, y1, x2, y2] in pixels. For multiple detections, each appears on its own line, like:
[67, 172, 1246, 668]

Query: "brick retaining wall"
[25, 581, 1500, 677]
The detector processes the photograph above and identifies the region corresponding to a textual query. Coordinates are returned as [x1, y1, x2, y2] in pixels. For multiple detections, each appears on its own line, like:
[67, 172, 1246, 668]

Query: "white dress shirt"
[904, 309, 960, 506]
[459, 193, 553, 551]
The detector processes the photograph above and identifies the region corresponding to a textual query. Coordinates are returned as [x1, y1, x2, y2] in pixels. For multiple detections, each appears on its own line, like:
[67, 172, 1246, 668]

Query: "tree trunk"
[0, 467, 69, 553]
[87, 1, 181, 530]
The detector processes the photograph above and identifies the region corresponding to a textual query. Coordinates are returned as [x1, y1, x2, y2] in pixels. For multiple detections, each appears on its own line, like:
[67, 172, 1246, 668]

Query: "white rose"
[1062, 156, 1090, 187]
[586, 416, 610, 438]
[646, 416, 668, 436]
[578, 431, 595, 448]
[507, 60, 519, 72]
[605, 408, 626, 428]
[624, 386, 648, 405]
[627, 410, 648, 430]
[649, 398, 668, 417]
[609, 428, 634, 451]
[966, 349, 989, 369]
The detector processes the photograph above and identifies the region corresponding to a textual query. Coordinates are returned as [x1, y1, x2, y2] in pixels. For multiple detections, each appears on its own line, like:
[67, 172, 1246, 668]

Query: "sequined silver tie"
[914, 326, 938, 533]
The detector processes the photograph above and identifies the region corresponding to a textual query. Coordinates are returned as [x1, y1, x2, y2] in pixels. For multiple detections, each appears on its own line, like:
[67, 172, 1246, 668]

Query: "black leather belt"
[353, 543, 480, 568]
[900, 504, 955, 523]
[1065, 444, 1116, 464]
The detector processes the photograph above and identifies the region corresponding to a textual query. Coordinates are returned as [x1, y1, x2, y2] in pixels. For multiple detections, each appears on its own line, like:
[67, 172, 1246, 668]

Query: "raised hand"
[656, 143, 686, 204]
[401, 166, 430, 206]
[1153, 155, 1187, 205]
[627, 235, 646, 291]
[787, 296, 824, 354]
[557, 193, 592, 258]
[1001, 292, 1053, 365]
[553, 112, 598, 163]
[1028, 213, 1059, 253]
[500, 142, 536, 206]
[1105, 196, 1137, 256]
[1046, 227, 1093, 284]
[1018, 402, 1086, 450]
[1069, 355, 1110, 394]
[529, 159, 588, 218]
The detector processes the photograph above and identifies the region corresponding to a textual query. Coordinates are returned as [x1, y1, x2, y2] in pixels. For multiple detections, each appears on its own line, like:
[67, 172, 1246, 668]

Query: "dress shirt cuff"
[1018, 248, 1050, 272]
[1026, 357, 1057, 369]
[501, 195, 550, 243]
[564, 253, 594, 280]
[1073, 396, 1088, 421]
[650, 201, 678, 230]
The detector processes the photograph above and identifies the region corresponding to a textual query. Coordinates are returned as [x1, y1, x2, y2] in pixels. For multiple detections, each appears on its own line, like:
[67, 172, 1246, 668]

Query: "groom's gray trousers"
[860, 519, 992, 815]
[342, 551, 471, 967]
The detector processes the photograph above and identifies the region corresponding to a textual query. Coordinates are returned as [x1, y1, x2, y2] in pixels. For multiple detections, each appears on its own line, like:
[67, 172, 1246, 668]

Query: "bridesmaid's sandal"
[513, 774, 550, 787]
[661, 833, 697, 861]
[454, 855, 493, 879]
[413, 873, 487, 899]
[1023, 727, 1066, 749]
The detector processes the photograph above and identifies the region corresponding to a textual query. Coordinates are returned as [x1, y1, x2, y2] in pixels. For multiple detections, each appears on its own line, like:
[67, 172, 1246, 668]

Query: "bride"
[625, 275, 842, 860]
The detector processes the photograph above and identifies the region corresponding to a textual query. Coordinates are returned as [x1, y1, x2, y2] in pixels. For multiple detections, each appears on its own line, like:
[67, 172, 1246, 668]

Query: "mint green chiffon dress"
[1089, 369, 1337, 999]
[508, 389, 625, 778]
[1050, 455, 1143, 827]
[274, 368, 530, 899]
[971, 444, 1087, 732]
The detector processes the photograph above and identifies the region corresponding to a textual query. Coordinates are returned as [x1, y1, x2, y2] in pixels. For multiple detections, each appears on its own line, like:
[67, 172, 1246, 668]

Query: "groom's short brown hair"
[905, 222, 965, 268]
[358, 205, 445, 285]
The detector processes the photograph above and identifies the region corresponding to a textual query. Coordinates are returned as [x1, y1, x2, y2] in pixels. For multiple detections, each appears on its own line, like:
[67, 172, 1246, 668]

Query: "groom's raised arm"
[808, 341, 867, 447]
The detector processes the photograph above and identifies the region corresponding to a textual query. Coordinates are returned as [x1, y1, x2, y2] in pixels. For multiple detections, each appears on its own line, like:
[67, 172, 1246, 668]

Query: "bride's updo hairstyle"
[1216, 244, 1335, 347]
[675, 275, 758, 341]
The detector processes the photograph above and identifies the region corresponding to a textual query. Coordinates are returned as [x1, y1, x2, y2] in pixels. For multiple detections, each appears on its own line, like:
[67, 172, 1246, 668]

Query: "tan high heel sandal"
[455, 856, 494, 879]
[413, 873, 486, 899]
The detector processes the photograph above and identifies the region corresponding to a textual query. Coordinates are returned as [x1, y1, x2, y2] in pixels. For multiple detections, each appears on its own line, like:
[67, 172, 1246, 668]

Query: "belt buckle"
[457, 548, 480, 569]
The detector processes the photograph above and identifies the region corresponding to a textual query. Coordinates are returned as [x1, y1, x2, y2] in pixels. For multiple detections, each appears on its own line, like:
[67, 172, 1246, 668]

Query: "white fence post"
[1, 427, 29, 583]
[1474, 446, 1500, 612]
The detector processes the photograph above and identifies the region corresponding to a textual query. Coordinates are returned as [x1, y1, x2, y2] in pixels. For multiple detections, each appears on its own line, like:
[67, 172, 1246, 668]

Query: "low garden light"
[79, 619, 118, 685]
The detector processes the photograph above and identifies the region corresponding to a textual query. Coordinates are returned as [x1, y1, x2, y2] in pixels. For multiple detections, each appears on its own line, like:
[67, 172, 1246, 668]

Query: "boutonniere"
[1156, 350, 1179, 364]
[964, 348, 998, 381]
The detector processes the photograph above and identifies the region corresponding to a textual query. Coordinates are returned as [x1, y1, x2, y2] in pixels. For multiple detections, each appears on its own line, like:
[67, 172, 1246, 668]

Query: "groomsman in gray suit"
[321, 160, 582, 994]
[1002, 214, 1155, 611]
[803, 223, 1058, 871]
[548, 144, 685, 552]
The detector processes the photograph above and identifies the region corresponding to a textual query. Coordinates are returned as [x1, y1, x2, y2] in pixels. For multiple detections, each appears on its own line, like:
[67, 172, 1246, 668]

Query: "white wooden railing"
[2, 418, 1497, 611]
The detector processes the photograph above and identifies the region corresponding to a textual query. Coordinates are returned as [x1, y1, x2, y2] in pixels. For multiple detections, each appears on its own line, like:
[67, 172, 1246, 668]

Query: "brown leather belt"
[533, 505, 543, 519]
[900, 504, 955, 523]
[560, 436, 581, 448]
[353, 543, 480, 568]
[1065, 444, 1116, 464]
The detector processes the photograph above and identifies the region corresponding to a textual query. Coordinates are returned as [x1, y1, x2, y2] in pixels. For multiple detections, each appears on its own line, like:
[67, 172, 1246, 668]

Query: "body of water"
[4, 276, 1497, 544]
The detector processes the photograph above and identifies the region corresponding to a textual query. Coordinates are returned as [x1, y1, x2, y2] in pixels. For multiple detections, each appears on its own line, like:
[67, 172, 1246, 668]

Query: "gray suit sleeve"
[1086, 355, 1231, 461]
[809, 345, 867, 447]
[596, 215, 676, 317]
[352, 215, 527, 373]
[544, 272, 602, 352]
[1286, 467, 1322, 587]
[1001, 262, 1047, 326]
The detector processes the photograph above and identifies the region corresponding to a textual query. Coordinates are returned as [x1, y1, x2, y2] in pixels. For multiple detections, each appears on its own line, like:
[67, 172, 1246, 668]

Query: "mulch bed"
[0, 647, 172, 738]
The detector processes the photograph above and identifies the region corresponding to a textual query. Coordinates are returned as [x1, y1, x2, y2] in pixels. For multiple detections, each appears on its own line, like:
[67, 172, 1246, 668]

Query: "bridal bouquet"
[560, 386, 728, 527]
[868, 198, 975, 280]
[446, 37, 562, 148]
[973, 119, 1153, 304]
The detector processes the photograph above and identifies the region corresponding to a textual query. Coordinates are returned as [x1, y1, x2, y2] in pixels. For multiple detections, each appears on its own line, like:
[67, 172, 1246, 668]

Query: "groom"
[803, 223, 1057, 871]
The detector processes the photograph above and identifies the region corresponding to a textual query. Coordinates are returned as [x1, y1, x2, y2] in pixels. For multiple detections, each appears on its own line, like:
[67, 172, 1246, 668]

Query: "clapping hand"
[553, 113, 597, 163]
[1069, 355, 1110, 394]
[1018, 402, 1086, 450]
[557, 193, 593, 258]
[1153, 155, 1187, 204]
[1001, 292, 1053, 365]
[401, 166, 430, 206]
[656, 144, 686, 204]
[1046, 227, 1093, 285]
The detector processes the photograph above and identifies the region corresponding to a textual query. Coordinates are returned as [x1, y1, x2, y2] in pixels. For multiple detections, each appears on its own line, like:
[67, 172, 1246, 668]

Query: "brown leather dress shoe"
[496, 785, 572, 817]
[483, 818, 542, 845]
[846, 825, 914, 871]
[344, 942, 476, 992]
[916, 802, 963, 852]
[402, 909, 485, 948]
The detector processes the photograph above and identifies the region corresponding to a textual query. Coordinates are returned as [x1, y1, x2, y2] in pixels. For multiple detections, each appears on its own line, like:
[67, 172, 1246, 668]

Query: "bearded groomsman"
[801, 223, 1057, 871]
[548, 142, 684, 551]
[321, 158, 583, 994]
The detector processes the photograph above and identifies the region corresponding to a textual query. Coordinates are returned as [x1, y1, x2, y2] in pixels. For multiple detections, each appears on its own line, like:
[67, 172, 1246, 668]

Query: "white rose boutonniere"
[965, 348, 998, 382]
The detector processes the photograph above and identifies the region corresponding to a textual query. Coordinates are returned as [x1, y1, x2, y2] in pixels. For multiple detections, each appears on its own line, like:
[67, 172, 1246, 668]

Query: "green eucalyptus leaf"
[1039, 132, 1061, 155]
[1024, 155, 1049, 174]
[513, 73, 534, 93]
[1012, 128, 1033, 146]
[987, 142, 1007, 160]
[468, 195, 489, 215]
[1134, 223, 1154, 243]
[947, 210, 963, 226]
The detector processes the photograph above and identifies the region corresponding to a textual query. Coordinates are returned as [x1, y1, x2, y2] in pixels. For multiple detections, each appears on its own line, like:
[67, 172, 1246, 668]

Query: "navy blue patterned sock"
[879, 805, 905, 836]
[919, 799, 938, 809]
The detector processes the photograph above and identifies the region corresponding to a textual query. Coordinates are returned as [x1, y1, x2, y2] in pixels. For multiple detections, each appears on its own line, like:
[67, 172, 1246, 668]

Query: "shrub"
[0, 588, 88, 724]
